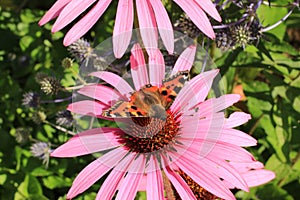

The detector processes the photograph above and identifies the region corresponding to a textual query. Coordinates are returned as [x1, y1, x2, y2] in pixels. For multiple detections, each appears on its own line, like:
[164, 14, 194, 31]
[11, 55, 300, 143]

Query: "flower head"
[30, 142, 52, 167]
[52, 44, 275, 199]
[39, 0, 221, 58]
[56, 110, 75, 128]
[22, 92, 40, 108]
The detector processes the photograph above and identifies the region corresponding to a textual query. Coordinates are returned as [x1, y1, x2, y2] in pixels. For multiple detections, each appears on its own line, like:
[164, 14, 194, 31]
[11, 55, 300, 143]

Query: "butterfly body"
[102, 71, 189, 119]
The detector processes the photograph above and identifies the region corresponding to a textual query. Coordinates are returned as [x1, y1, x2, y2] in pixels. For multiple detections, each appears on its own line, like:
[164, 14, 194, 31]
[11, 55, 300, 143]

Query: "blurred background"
[0, 0, 300, 199]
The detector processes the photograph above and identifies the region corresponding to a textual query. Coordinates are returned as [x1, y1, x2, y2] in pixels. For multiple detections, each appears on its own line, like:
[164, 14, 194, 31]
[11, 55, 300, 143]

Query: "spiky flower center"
[176, 170, 220, 200]
[117, 110, 180, 153]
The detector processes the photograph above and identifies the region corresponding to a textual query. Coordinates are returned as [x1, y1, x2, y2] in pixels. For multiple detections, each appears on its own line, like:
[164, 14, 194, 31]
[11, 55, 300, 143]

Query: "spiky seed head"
[30, 142, 52, 167]
[56, 110, 74, 128]
[68, 38, 94, 63]
[32, 111, 47, 124]
[216, 30, 236, 50]
[39, 76, 62, 95]
[15, 127, 30, 144]
[174, 13, 201, 38]
[231, 26, 252, 48]
[22, 92, 40, 108]
[61, 57, 74, 69]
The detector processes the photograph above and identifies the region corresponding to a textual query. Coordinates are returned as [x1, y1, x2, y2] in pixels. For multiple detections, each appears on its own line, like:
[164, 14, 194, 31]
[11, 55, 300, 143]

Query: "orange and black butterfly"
[102, 71, 189, 119]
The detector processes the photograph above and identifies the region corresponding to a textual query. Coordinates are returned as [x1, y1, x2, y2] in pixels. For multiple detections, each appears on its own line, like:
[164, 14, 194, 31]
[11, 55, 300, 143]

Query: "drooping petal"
[219, 129, 257, 147]
[171, 69, 219, 113]
[183, 147, 249, 191]
[241, 169, 275, 187]
[38, 0, 72, 26]
[136, 0, 158, 56]
[146, 156, 164, 200]
[229, 161, 265, 173]
[78, 84, 123, 106]
[67, 100, 107, 117]
[116, 155, 146, 200]
[67, 148, 127, 199]
[178, 139, 256, 163]
[96, 153, 136, 199]
[204, 141, 256, 162]
[149, 49, 165, 86]
[196, 94, 241, 117]
[113, 0, 134, 58]
[63, 0, 112, 46]
[172, 45, 197, 75]
[90, 71, 133, 98]
[50, 128, 121, 157]
[224, 112, 252, 128]
[194, 0, 222, 22]
[173, 0, 215, 38]
[163, 167, 197, 200]
[130, 44, 149, 90]
[181, 112, 224, 144]
[52, 0, 96, 32]
[148, 0, 174, 54]
[171, 152, 236, 200]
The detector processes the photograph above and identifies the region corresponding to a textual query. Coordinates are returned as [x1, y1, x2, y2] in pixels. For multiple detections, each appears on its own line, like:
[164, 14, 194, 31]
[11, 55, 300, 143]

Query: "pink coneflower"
[39, 0, 221, 58]
[52, 44, 275, 199]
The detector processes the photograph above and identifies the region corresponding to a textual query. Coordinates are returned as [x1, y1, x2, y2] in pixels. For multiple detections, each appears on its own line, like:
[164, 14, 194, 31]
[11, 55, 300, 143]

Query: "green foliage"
[0, 0, 300, 200]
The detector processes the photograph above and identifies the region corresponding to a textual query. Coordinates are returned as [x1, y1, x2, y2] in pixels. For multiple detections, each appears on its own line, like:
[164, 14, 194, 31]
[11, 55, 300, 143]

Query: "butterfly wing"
[102, 101, 131, 118]
[159, 71, 189, 106]
[102, 98, 148, 118]
[162, 70, 189, 94]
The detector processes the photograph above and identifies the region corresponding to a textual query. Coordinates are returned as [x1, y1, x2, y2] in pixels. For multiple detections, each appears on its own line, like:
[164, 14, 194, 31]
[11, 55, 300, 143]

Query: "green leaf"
[257, 184, 294, 200]
[42, 176, 72, 189]
[257, 5, 288, 40]
[15, 174, 43, 199]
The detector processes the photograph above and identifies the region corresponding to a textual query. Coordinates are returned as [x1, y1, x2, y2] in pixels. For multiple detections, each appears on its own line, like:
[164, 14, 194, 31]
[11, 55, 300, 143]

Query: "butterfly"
[102, 71, 189, 120]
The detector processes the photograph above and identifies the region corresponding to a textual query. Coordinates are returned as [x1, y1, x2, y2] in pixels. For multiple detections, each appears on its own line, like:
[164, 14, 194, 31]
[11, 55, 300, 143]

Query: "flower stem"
[162, 171, 175, 200]
[41, 96, 72, 104]
[261, 6, 296, 32]
[44, 120, 76, 135]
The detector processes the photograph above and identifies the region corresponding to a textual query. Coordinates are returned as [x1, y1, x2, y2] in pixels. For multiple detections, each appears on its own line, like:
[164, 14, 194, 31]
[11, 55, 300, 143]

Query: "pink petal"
[225, 112, 252, 128]
[196, 94, 241, 117]
[63, 0, 112, 46]
[178, 139, 255, 162]
[52, 0, 96, 32]
[90, 71, 133, 98]
[149, 49, 165, 86]
[115, 155, 146, 200]
[163, 167, 197, 200]
[181, 148, 249, 191]
[180, 114, 225, 154]
[130, 44, 149, 90]
[219, 129, 257, 147]
[96, 153, 136, 199]
[194, 0, 222, 22]
[173, 0, 215, 38]
[172, 152, 235, 200]
[78, 84, 123, 106]
[67, 148, 127, 199]
[136, 0, 158, 56]
[241, 169, 275, 187]
[38, 0, 72, 26]
[171, 45, 196, 75]
[230, 161, 265, 173]
[206, 141, 255, 162]
[148, 0, 174, 54]
[67, 100, 107, 117]
[50, 128, 121, 157]
[146, 156, 164, 200]
[113, 0, 134, 58]
[171, 69, 219, 113]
